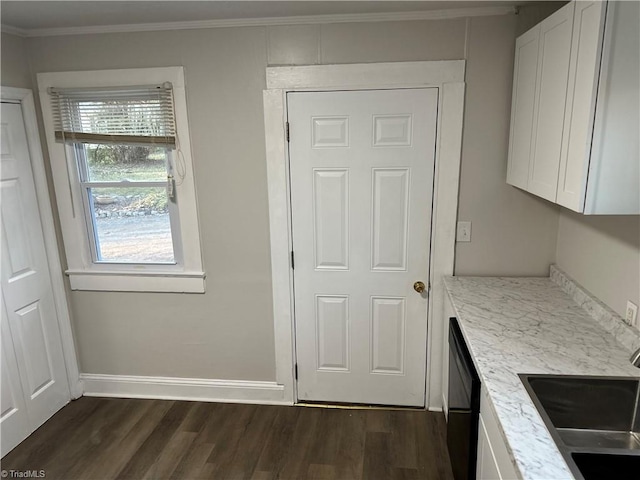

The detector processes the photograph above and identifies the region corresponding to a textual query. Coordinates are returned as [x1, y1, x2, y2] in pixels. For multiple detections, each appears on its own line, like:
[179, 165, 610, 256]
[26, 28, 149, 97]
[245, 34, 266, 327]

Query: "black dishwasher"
[447, 317, 481, 480]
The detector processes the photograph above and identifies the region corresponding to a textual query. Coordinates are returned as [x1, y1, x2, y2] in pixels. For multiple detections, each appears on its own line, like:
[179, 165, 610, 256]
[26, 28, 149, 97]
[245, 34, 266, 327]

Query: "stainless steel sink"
[571, 452, 640, 480]
[520, 374, 640, 479]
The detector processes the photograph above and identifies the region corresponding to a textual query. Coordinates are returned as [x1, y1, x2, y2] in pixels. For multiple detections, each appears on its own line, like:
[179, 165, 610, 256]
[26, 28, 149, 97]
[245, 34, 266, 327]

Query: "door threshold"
[295, 401, 426, 411]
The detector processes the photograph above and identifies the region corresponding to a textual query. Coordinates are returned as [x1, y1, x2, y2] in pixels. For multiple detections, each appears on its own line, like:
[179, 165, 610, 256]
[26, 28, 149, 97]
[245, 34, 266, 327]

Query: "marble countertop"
[444, 267, 640, 480]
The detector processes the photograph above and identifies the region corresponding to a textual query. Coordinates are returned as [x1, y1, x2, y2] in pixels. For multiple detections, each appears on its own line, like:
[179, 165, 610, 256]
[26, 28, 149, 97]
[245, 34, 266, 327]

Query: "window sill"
[66, 269, 206, 293]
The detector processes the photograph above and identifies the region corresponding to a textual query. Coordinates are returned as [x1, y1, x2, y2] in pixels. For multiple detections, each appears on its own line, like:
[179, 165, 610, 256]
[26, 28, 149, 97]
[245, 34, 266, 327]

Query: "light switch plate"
[626, 301, 638, 328]
[456, 221, 471, 242]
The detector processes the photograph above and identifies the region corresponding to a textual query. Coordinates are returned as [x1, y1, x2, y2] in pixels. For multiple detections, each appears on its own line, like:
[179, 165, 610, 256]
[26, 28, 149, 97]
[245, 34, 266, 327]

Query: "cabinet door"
[557, 1, 607, 212]
[477, 414, 501, 480]
[506, 26, 540, 190]
[528, 2, 575, 202]
[479, 388, 519, 480]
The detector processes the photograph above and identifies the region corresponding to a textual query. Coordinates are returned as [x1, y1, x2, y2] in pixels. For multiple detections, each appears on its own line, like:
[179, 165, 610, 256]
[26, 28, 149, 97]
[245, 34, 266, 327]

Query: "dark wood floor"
[2, 397, 454, 480]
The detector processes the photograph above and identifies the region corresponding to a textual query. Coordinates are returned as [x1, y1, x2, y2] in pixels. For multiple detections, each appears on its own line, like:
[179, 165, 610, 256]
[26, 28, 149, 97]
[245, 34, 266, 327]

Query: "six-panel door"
[288, 89, 437, 406]
[1, 102, 70, 456]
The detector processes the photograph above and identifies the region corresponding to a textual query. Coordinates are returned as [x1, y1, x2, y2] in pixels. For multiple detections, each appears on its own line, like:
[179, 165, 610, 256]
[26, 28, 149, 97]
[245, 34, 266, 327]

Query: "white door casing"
[289, 89, 437, 406]
[1, 101, 71, 456]
[263, 61, 465, 408]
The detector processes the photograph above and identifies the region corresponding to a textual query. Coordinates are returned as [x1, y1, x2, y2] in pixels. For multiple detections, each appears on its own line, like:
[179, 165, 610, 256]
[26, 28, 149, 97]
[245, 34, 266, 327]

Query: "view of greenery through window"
[80, 144, 175, 264]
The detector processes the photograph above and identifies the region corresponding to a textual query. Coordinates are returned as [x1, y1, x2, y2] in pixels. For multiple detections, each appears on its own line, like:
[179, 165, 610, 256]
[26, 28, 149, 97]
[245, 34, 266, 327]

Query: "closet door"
[528, 2, 575, 202]
[1, 101, 70, 457]
[1, 294, 30, 457]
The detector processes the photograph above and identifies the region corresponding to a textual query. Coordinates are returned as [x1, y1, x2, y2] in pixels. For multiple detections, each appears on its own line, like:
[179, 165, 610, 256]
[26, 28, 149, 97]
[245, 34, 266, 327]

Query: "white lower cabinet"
[477, 415, 501, 480]
[477, 389, 519, 480]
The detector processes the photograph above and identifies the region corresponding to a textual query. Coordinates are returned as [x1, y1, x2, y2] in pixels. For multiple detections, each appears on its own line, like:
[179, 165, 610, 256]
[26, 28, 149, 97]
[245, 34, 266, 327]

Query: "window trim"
[38, 67, 205, 293]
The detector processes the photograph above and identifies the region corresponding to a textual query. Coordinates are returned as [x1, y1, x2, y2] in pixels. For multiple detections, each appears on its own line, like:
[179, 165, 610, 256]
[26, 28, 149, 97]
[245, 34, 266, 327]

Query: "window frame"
[38, 67, 205, 293]
[74, 144, 182, 266]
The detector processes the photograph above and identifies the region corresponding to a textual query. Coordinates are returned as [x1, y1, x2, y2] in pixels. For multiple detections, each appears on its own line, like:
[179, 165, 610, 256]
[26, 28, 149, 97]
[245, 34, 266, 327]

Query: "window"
[38, 68, 205, 293]
[74, 143, 177, 264]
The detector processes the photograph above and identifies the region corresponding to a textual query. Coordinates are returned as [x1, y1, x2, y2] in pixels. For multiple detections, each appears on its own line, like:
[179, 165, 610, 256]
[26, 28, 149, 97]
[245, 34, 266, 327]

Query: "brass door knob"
[413, 281, 426, 293]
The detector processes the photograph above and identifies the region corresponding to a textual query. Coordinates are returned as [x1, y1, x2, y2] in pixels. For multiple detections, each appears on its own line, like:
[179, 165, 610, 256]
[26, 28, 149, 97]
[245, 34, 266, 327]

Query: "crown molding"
[7, 6, 515, 38]
[1, 24, 29, 37]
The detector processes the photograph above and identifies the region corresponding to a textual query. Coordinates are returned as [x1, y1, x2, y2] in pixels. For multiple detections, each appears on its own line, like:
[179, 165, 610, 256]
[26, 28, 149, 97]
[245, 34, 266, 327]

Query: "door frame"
[1, 86, 82, 399]
[263, 61, 465, 408]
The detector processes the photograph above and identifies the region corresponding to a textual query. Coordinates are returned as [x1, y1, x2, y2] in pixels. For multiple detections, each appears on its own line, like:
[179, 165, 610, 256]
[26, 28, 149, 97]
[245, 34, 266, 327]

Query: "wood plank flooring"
[1, 398, 454, 480]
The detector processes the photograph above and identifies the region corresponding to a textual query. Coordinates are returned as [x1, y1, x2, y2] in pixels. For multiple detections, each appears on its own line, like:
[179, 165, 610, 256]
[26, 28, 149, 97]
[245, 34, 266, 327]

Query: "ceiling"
[1, 1, 529, 32]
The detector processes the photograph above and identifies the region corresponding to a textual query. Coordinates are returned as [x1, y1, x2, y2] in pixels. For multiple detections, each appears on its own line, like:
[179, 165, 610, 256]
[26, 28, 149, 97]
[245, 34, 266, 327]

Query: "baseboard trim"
[441, 393, 448, 420]
[80, 373, 290, 405]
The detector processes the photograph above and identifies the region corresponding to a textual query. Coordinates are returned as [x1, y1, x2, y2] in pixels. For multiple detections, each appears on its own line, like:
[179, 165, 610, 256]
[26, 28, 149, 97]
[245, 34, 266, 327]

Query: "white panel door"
[288, 89, 437, 406]
[0, 294, 30, 457]
[1, 102, 70, 456]
[506, 25, 540, 190]
[528, 2, 575, 202]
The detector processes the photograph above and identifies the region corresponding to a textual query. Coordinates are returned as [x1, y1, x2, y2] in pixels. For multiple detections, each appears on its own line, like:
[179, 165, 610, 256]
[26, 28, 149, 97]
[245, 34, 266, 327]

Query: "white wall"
[556, 212, 640, 319]
[26, 26, 278, 380]
[455, 15, 560, 276]
[1, 32, 31, 88]
[12, 14, 559, 382]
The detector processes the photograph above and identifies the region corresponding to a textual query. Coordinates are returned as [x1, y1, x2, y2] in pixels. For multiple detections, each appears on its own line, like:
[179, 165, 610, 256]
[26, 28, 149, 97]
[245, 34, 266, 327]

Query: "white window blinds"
[48, 83, 176, 148]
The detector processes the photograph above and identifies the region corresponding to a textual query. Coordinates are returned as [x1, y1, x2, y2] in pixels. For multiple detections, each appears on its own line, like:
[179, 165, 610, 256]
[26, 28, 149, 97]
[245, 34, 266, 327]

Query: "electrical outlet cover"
[626, 301, 638, 328]
[456, 221, 471, 242]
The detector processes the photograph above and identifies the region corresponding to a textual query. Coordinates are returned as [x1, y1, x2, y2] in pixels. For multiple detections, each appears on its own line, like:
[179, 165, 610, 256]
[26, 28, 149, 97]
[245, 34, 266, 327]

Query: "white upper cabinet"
[557, 1, 607, 211]
[507, 0, 639, 215]
[528, 2, 574, 202]
[506, 26, 540, 190]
